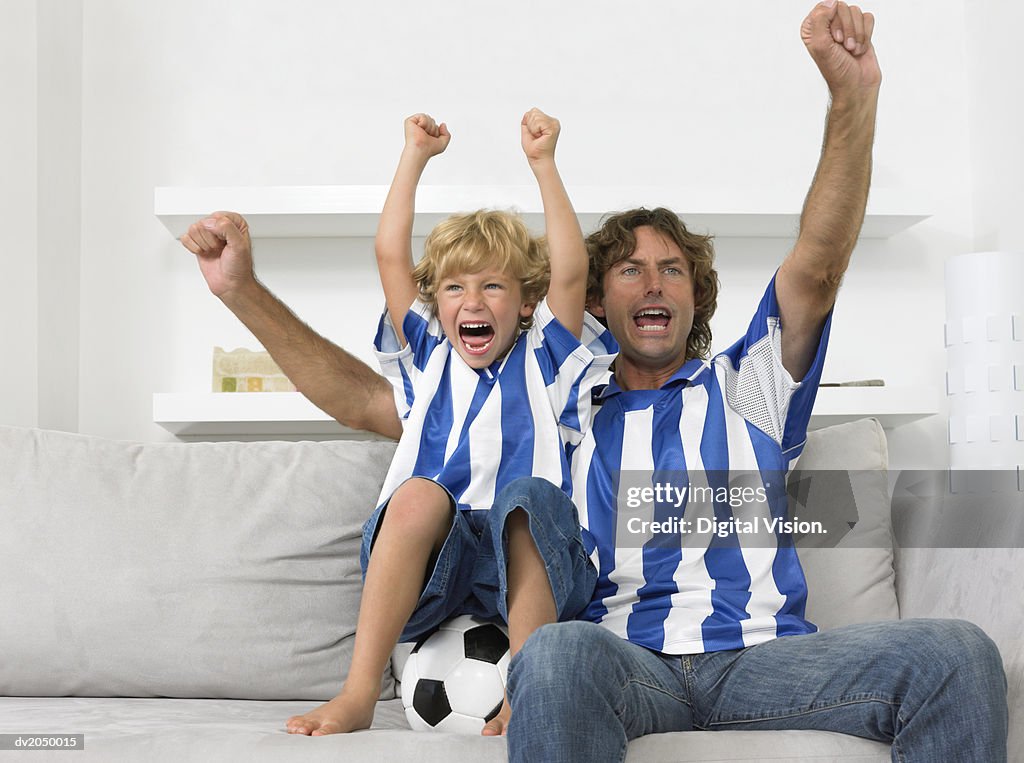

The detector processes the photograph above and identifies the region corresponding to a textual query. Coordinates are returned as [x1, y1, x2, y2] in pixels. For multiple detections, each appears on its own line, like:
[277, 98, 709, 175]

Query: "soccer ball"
[401, 615, 511, 734]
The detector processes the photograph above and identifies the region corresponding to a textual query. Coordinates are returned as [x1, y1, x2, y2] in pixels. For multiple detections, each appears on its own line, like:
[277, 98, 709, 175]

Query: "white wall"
[27, 0, 996, 469]
[36, 0, 83, 433]
[0, 0, 38, 428]
[965, 0, 1024, 254]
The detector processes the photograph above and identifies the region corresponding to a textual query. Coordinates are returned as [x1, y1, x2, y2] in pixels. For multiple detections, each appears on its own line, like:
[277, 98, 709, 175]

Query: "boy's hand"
[404, 113, 451, 159]
[521, 108, 560, 167]
[180, 211, 255, 299]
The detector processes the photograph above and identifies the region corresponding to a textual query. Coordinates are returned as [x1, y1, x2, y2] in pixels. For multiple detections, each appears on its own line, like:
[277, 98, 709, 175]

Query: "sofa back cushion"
[792, 417, 899, 629]
[0, 426, 398, 701]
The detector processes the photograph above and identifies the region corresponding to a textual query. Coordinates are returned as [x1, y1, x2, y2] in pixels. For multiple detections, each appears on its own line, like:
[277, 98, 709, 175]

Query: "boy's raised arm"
[376, 114, 451, 346]
[521, 108, 587, 339]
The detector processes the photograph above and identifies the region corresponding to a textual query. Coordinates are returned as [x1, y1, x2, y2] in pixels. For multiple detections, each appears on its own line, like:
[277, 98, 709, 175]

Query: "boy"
[285, 110, 616, 736]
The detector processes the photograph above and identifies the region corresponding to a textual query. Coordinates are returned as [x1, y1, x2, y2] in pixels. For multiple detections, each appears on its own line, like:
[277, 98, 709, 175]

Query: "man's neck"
[613, 358, 688, 392]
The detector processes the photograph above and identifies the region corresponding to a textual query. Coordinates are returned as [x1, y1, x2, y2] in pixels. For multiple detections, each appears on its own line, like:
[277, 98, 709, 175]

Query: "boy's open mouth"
[459, 321, 496, 355]
[634, 308, 670, 332]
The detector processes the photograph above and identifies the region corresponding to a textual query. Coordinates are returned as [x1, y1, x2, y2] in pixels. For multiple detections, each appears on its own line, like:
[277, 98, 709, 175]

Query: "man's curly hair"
[585, 207, 719, 361]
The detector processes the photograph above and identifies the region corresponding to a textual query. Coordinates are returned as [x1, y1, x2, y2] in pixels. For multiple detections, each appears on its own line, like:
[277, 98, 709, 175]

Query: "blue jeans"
[506, 618, 1007, 762]
[361, 476, 597, 642]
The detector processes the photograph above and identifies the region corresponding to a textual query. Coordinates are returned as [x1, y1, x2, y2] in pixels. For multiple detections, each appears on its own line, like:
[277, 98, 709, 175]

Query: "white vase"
[945, 251, 1024, 490]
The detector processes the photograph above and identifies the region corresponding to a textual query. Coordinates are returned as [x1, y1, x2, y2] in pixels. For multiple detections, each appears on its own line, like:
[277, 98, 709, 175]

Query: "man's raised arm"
[776, 0, 881, 380]
[180, 212, 403, 440]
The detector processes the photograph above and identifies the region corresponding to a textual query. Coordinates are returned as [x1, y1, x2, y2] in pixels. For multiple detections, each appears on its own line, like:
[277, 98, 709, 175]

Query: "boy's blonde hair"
[413, 210, 550, 330]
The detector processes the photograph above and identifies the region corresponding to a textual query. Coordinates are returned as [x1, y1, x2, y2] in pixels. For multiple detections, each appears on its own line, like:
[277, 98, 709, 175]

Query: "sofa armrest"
[895, 546, 1024, 761]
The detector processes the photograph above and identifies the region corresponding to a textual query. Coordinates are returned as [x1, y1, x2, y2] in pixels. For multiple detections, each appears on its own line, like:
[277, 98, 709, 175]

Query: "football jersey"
[574, 275, 831, 654]
[374, 298, 618, 511]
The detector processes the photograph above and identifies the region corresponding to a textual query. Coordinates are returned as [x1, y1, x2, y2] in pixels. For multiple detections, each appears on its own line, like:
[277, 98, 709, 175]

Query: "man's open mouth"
[634, 308, 670, 332]
[459, 321, 495, 355]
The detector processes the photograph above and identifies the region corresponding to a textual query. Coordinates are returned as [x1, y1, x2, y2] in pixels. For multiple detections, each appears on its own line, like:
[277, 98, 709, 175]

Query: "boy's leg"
[505, 507, 556, 650]
[477, 476, 598, 735]
[286, 477, 454, 735]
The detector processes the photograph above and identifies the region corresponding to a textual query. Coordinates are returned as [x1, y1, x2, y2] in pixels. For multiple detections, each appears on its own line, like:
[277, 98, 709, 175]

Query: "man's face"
[590, 226, 695, 379]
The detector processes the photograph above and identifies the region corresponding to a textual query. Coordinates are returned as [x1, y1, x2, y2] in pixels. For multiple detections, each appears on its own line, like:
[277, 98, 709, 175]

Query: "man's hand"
[521, 108, 560, 168]
[180, 211, 402, 440]
[180, 211, 255, 299]
[801, 1, 880, 95]
[403, 113, 451, 159]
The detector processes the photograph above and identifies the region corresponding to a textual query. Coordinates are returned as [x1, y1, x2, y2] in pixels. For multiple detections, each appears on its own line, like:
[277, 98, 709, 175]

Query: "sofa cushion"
[0, 697, 892, 762]
[0, 426, 398, 701]
[791, 417, 899, 629]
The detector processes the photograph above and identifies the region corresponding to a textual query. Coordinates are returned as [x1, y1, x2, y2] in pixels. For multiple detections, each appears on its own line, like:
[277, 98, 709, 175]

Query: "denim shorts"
[360, 476, 597, 643]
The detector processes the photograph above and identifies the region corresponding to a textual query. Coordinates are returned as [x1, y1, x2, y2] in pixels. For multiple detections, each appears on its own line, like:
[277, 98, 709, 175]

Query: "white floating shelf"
[808, 385, 939, 429]
[155, 185, 929, 240]
[153, 392, 382, 439]
[154, 386, 938, 439]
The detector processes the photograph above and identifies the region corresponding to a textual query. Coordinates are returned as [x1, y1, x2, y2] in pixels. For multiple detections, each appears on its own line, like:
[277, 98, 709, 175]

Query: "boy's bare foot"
[481, 696, 511, 736]
[286, 688, 377, 736]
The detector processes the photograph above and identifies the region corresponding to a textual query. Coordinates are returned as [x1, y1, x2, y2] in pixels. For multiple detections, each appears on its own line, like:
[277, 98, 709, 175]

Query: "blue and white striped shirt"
[574, 275, 831, 654]
[374, 298, 618, 511]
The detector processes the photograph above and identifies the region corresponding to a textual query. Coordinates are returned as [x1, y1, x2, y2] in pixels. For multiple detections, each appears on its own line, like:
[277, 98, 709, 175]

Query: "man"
[180, 2, 1008, 760]
[500, 5, 1009, 762]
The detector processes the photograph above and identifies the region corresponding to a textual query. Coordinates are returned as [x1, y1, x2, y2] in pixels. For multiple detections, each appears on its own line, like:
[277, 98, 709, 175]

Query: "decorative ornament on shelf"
[819, 379, 885, 387]
[211, 347, 296, 393]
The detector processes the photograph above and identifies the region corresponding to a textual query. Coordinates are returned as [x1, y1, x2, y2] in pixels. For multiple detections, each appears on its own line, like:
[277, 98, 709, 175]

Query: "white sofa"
[0, 419, 1018, 762]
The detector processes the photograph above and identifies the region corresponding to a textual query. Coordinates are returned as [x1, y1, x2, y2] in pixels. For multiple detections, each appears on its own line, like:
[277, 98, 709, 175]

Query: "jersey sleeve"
[373, 298, 447, 421]
[716, 271, 832, 459]
[527, 299, 619, 445]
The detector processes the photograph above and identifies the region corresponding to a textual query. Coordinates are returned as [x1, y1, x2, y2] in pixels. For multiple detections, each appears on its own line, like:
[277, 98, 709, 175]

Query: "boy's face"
[436, 267, 535, 369]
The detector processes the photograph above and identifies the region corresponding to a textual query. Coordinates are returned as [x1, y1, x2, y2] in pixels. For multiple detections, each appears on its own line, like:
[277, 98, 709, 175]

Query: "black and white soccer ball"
[401, 615, 511, 733]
